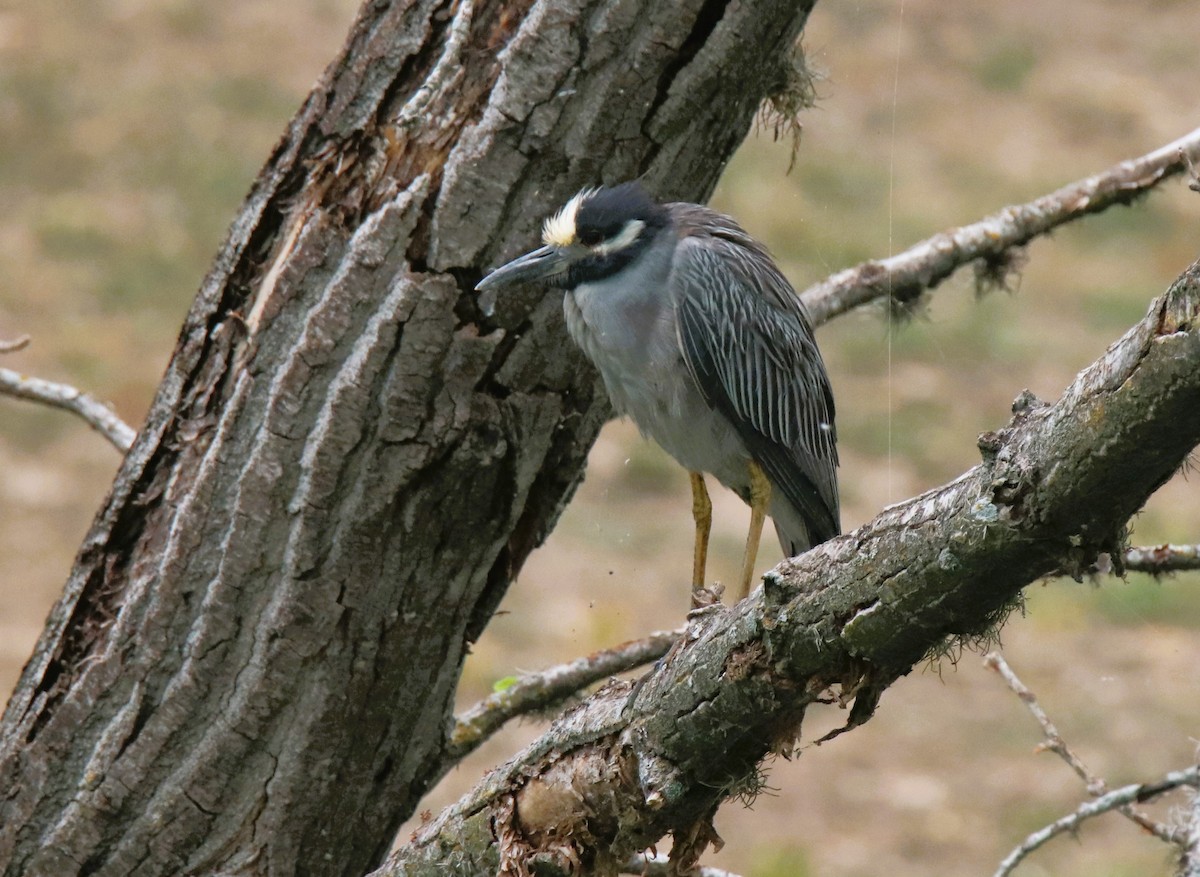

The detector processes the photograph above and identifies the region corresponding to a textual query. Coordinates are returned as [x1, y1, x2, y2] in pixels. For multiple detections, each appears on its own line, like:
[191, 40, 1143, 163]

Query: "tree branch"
[984, 652, 1182, 844]
[800, 126, 1200, 326]
[1183, 784, 1200, 877]
[993, 768, 1200, 877]
[1122, 543, 1200, 575]
[0, 361, 136, 453]
[445, 628, 681, 766]
[0, 335, 31, 354]
[381, 260, 1200, 875]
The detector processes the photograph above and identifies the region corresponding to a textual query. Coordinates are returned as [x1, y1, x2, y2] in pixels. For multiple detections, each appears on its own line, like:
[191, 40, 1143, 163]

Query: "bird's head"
[475, 182, 670, 304]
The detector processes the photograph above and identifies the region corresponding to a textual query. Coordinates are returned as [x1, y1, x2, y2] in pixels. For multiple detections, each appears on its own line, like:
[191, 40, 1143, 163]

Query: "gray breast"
[562, 235, 753, 495]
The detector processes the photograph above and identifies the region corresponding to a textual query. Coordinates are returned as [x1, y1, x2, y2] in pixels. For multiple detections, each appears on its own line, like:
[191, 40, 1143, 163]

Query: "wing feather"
[673, 232, 840, 545]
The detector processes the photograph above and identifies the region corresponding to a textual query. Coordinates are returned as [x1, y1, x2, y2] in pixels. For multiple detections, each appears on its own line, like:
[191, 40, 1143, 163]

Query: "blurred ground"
[2, 2, 1199, 876]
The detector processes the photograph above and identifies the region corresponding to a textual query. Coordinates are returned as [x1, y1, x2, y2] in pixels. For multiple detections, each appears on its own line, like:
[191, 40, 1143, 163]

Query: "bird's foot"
[689, 580, 724, 613]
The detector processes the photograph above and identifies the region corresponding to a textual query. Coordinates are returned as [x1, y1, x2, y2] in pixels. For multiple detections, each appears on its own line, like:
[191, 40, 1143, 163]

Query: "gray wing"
[673, 232, 840, 544]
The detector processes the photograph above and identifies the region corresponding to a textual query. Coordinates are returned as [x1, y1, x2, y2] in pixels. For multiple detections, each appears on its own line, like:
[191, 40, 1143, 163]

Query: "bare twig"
[1122, 544, 1200, 575]
[0, 365, 136, 453]
[0, 334, 31, 354]
[623, 852, 742, 877]
[1183, 146, 1200, 193]
[993, 768, 1200, 877]
[802, 126, 1200, 326]
[445, 627, 681, 764]
[984, 653, 1183, 845]
[984, 653, 1096, 786]
[1060, 543, 1200, 579]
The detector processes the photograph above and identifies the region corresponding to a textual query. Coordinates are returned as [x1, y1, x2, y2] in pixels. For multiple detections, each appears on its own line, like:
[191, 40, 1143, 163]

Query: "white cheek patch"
[594, 219, 645, 256]
[542, 188, 597, 247]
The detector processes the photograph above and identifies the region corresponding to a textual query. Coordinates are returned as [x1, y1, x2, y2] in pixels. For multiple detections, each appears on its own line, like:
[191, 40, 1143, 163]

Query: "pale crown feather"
[542, 188, 646, 256]
[542, 188, 597, 247]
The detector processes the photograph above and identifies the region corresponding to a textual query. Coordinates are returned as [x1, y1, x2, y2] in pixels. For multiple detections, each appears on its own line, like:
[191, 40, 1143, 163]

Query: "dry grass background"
[2, 2, 1199, 875]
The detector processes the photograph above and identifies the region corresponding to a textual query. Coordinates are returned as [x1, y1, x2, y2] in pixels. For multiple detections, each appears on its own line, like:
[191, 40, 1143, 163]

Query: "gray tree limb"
[0, 2, 817, 875]
[994, 768, 1200, 877]
[0, 365, 136, 453]
[440, 534, 1200, 780]
[382, 260, 1200, 875]
[985, 652, 1181, 845]
[800, 125, 1200, 326]
[447, 627, 681, 768]
[1123, 543, 1200, 574]
[1184, 791, 1200, 877]
[0, 335, 30, 354]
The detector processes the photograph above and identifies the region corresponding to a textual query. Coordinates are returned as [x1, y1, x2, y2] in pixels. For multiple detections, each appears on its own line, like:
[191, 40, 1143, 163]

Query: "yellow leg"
[689, 472, 712, 595]
[738, 461, 771, 600]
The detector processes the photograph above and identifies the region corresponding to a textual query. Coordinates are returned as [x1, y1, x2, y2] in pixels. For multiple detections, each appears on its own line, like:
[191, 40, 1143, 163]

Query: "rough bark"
[1183, 782, 1200, 877]
[0, 2, 815, 875]
[384, 261, 1200, 875]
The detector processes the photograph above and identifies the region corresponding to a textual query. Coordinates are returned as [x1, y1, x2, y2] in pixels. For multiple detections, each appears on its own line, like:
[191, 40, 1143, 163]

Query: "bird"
[476, 181, 839, 604]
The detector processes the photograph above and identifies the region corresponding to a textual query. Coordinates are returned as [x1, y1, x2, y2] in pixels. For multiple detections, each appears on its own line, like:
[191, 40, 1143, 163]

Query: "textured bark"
[1183, 775, 1200, 877]
[385, 261, 1200, 876]
[0, 2, 815, 875]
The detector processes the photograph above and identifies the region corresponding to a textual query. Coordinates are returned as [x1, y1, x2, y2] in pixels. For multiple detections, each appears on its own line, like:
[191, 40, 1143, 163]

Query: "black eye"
[578, 228, 604, 247]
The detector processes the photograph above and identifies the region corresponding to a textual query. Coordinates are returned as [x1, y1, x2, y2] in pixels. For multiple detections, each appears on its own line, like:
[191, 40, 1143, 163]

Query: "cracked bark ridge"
[383, 260, 1200, 876]
[0, 2, 816, 876]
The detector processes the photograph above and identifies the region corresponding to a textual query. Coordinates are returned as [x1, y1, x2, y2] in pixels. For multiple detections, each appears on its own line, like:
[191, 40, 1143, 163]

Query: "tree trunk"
[0, 1, 815, 874]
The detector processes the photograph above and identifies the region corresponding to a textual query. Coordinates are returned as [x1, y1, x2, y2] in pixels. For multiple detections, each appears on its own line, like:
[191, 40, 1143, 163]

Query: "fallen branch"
[446, 627, 681, 766]
[984, 652, 1181, 844]
[801, 126, 1200, 326]
[993, 767, 1200, 877]
[0, 365, 136, 453]
[379, 260, 1200, 876]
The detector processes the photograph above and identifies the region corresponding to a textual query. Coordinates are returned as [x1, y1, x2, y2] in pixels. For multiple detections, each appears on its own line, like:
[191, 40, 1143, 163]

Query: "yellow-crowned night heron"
[476, 182, 839, 602]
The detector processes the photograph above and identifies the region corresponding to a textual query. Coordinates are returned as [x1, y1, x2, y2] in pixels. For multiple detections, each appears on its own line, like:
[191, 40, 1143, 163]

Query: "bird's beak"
[475, 245, 571, 317]
[476, 245, 569, 295]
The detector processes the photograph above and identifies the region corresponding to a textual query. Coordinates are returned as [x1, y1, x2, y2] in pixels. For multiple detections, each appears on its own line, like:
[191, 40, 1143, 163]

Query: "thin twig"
[1122, 544, 1200, 575]
[0, 365, 136, 453]
[984, 653, 1184, 845]
[623, 852, 742, 877]
[801, 126, 1200, 326]
[1183, 146, 1200, 193]
[993, 768, 1200, 877]
[445, 627, 681, 764]
[0, 334, 31, 354]
[984, 653, 1097, 787]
